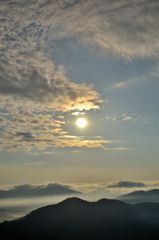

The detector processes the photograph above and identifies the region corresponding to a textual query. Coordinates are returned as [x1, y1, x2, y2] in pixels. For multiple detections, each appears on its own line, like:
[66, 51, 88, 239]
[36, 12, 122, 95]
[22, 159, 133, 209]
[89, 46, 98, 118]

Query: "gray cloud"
[108, 181, 146, 188]
[0, 183, 80, 199]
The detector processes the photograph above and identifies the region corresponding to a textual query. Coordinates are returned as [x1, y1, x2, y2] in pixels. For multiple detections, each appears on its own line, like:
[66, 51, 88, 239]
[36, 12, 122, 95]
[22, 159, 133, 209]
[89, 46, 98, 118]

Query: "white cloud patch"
[112, 82, 129, 89]
[105, 113, 137, 124]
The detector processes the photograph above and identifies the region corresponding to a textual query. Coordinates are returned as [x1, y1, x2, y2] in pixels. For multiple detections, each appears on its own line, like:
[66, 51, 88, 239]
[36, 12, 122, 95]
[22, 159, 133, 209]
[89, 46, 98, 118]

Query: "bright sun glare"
[75, 118, 88, 129]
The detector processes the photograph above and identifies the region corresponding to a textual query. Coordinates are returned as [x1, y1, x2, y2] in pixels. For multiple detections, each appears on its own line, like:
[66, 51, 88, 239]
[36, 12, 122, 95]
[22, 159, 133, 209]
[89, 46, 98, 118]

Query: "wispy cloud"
[112, 82, 129, 89]
[105, 113, 137, 124]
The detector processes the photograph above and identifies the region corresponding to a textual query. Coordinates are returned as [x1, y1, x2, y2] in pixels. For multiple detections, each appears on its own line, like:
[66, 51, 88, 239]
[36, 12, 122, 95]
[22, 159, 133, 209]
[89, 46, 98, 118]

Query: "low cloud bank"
[108, 181, 146, 188]
[0, 183, 80, 199]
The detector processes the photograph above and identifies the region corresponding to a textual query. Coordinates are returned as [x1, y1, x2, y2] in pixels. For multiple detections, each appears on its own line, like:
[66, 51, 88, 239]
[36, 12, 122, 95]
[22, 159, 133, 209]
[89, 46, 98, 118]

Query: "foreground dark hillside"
[0, 197, 159, 240]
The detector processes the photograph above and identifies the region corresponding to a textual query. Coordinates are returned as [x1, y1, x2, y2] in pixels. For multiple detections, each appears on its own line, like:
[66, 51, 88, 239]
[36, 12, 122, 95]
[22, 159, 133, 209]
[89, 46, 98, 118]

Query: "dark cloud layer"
[0, 183, 80, 199]
[108, 181, 146, 188]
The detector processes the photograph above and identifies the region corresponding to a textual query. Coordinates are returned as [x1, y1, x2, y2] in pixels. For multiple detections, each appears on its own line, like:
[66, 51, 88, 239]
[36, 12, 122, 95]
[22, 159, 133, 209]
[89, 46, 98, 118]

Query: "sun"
[75, 118, 88, 129]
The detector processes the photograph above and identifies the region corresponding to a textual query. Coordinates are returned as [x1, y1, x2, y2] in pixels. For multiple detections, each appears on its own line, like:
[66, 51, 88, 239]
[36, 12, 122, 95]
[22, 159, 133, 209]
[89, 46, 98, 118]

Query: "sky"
[0, 0, 159, 220]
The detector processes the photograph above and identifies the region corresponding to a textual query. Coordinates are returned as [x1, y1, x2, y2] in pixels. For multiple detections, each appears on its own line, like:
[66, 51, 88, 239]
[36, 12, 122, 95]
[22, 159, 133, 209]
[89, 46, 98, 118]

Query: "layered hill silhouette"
[1, 197, 159, 240]
[118, 189, 159, 203]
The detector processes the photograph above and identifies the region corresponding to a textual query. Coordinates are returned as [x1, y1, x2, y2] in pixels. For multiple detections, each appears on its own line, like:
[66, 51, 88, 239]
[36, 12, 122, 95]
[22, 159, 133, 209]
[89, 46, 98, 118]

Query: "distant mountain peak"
[117, 189, 159, 204]
[59, 197, 89, 205]
[96, 198, 125, 204]
[62, 197, 87, 202]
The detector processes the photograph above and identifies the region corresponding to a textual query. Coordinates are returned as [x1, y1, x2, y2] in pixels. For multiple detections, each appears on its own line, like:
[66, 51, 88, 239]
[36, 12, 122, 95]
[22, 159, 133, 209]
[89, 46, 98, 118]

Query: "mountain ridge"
[1, 197, 159, 240]
[117, 189, 159, 203]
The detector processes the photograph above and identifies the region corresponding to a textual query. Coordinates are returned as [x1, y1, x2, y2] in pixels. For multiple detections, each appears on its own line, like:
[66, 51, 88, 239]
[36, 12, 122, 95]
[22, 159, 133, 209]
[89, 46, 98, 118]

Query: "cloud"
[108, 181, 146, 188]
[0, 0, 107, 112]
[112, 82, 129, 89]
[104, 147, 128, 151]
[50, 136, 111, 149]
[122, 115, 133, 122]
[0, 52, 101, 112]
[111, 74, 149, 89]
[0, 0, 107, 152]
[0, 99, 108, 152]
[1, 0, 159, 104]
[0, 183, 80, 199]
[0, 104, 111, 151]
[121, 114, 137, 123]
[1, 0, 158, 151]
[71, 112, 86, 116]
[105, 113, 137, 124]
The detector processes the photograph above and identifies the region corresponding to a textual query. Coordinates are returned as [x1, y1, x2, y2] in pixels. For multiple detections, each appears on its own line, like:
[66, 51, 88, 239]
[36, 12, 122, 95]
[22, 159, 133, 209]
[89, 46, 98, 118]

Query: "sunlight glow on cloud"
[0, 102, 111, 151]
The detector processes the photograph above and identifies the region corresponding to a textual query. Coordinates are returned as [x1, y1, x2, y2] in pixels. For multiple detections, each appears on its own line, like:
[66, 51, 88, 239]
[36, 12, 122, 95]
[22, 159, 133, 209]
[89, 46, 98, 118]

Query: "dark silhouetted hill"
[0, 197, 159, 240]
[117, 189, 159, 204]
